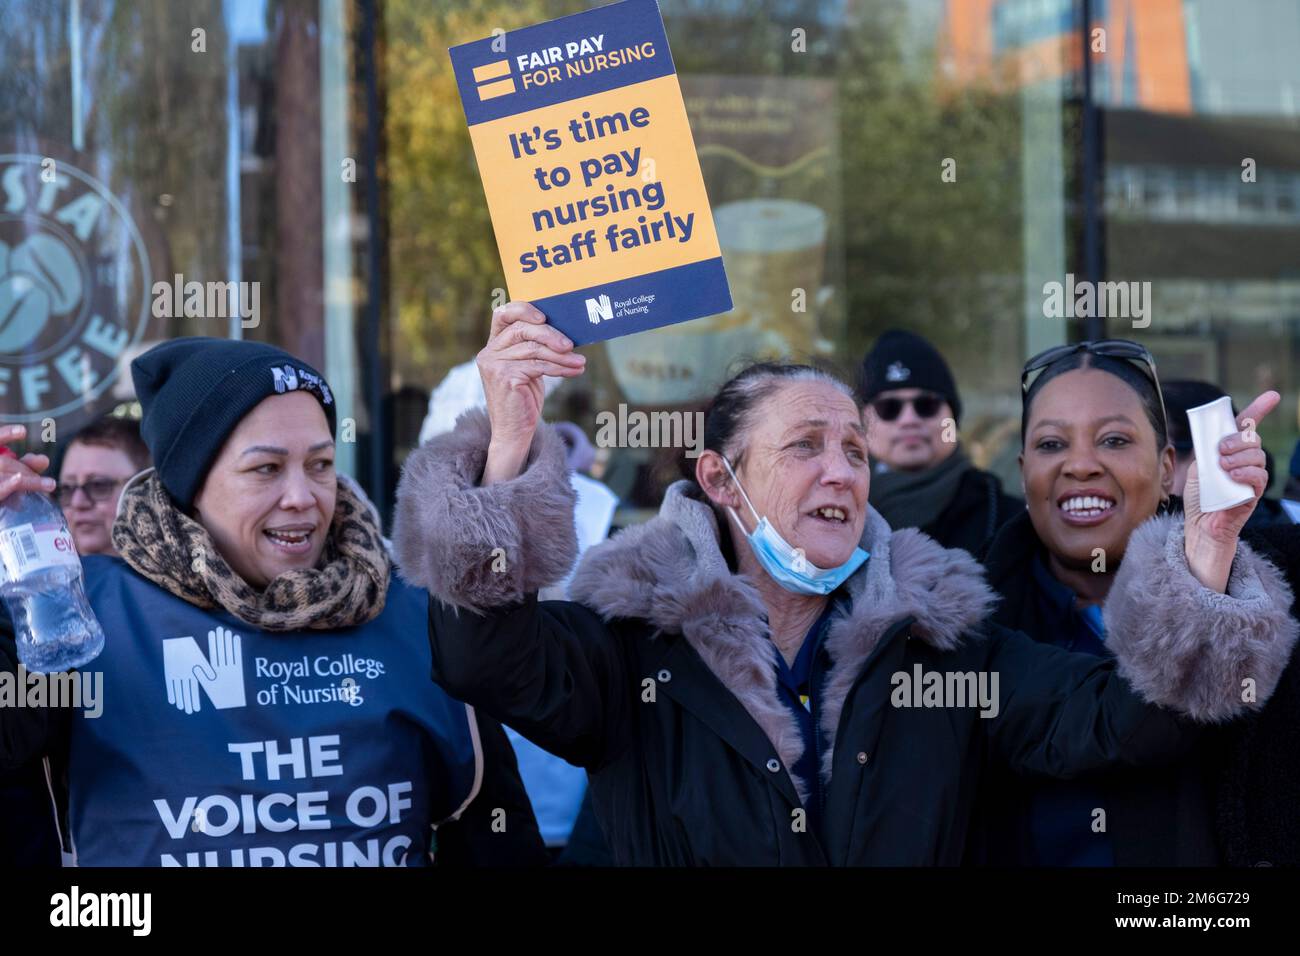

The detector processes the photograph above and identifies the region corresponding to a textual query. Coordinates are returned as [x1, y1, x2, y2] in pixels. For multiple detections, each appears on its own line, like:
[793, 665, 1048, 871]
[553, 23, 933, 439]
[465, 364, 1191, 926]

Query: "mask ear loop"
[719, 454, 761, 526]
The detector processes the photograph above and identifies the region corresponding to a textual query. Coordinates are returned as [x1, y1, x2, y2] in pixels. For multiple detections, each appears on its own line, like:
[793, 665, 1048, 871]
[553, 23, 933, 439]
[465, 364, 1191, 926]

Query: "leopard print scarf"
[112, 469, 391, 631]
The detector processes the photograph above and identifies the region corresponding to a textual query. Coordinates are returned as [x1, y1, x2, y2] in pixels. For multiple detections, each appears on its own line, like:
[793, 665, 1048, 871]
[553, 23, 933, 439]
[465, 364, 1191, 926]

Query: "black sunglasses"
[870, 392, 945, 422]
[1021, 339, 1169, 437]
[56, 477, 124, 506]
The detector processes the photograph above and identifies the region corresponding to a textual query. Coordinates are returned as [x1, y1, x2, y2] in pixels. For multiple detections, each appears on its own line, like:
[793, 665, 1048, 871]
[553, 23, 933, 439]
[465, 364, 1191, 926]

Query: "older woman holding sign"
[0, 338, 545, 867]
[392, 302, 1297, 866]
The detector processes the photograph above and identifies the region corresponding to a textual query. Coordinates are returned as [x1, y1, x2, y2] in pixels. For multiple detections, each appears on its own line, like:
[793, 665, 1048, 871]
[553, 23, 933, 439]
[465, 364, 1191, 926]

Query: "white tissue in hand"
[1187, 395, 1254, 513]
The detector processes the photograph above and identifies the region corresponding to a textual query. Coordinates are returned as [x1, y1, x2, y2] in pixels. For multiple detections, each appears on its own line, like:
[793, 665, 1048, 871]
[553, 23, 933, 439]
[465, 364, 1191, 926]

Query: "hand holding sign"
[479, 302, 585, 484]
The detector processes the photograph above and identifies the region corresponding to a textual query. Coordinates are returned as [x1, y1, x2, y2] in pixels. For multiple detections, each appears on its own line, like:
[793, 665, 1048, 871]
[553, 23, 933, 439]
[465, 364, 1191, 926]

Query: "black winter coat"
[1211, 519, 1300, 866]
[973, 506, 1300, 866]
[392, 412, 1296, 866]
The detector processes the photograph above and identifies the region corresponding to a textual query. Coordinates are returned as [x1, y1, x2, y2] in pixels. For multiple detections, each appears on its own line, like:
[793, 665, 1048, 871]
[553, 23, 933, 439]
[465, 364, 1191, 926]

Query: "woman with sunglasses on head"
[390, 305, 1297, 866]
[859, 330, 1021, 561]
[969, 340, 1300, 866]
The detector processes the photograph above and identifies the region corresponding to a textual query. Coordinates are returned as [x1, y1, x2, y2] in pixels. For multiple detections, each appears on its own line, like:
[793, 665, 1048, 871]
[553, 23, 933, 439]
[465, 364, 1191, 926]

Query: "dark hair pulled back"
[1021, 352, 1169, 450]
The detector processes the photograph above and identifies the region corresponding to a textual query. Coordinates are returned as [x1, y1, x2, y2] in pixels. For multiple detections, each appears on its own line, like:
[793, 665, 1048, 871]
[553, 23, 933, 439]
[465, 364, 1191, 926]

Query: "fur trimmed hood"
[569, 481, 998, 796]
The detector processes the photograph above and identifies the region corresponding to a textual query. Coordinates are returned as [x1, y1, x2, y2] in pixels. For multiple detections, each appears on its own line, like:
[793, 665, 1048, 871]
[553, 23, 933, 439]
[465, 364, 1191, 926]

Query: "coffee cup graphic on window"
[606, 199, 831, 405]
[713, 198, 827, 346]
[0, 234, 85, 352]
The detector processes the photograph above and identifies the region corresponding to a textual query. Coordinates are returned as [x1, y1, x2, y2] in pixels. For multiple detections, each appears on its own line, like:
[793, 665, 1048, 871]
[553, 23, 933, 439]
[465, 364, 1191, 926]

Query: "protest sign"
[450, 0, 732, 345]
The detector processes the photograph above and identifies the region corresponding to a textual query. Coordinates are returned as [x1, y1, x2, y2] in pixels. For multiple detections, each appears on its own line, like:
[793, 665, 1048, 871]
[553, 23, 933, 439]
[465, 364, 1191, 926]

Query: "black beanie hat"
[858, 329, 962, 422]
[131, 337, 337, 509]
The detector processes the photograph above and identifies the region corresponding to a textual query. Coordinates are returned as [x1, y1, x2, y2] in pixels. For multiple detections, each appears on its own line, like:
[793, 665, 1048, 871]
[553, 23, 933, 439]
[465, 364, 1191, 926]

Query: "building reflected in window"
[2, 0, 1297, 509]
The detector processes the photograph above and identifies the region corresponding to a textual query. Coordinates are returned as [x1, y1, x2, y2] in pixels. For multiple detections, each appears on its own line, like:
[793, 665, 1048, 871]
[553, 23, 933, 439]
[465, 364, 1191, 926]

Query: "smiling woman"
[391, 303, 1298, 867]
[112, 338, 376, 628]
[972, 340, 1296, 867]
[193, 399, 339, 590]
[0, 337, 549, 867]
[1020, 359, 1172, 604]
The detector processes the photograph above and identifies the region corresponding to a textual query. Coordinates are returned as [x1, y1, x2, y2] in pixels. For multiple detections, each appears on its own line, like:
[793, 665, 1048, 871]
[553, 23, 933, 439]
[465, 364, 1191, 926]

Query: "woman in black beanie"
[0, 337, 545, 868]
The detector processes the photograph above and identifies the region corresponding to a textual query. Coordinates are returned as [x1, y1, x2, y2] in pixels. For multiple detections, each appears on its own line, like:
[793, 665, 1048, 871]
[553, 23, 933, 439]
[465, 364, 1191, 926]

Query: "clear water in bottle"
[0, 490, 105, 673]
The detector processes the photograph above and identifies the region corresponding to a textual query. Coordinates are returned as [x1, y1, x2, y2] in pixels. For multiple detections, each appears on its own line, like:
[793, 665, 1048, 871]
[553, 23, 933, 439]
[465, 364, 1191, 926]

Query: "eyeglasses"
[870, 392, 945, 421]
[1021, 339, 1169, 437]
[56, 477, 124, 506]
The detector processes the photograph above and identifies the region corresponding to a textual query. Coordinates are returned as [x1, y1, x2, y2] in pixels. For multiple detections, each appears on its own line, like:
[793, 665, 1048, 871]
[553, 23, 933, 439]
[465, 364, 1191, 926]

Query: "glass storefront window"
[4, 0, 1296, 518]
[386, 0, 1065, 512]
[1, 0, 373, 485]
[1098, 0, 1300, 490]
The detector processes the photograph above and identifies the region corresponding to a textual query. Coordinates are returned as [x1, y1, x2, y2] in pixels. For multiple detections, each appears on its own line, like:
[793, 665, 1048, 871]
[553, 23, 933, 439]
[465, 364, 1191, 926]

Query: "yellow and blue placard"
[450, 0, 732, 345]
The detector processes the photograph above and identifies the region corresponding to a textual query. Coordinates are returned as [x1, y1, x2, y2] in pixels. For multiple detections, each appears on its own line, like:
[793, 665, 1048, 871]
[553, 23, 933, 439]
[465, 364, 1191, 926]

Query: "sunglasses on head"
[870, 392, 945, 421]
[1021, 339, 1169, 436]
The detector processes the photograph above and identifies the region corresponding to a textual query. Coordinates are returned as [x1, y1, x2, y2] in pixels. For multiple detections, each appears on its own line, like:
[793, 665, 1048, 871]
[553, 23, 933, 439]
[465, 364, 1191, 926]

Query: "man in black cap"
[858, 329, 1020, 559]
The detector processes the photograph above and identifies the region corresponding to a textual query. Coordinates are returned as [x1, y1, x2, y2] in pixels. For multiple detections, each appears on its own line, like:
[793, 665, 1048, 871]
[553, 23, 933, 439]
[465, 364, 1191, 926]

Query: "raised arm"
[982, 625, 1198, 778]
[986, 503, 1299, 777]
[392, 303, 630, 769]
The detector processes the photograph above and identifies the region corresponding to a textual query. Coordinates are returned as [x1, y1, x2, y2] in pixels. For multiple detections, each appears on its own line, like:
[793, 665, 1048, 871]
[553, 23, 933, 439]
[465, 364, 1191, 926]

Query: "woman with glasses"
[56, 416, 151, 556]
[390, 304, 1297, 865]
[969, 340, 1300, 866]
[0, 416, 147, 867]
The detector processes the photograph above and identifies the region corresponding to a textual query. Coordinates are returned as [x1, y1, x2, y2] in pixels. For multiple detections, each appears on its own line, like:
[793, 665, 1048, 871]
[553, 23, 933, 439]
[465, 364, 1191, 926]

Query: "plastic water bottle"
[0, 489, 104, 672]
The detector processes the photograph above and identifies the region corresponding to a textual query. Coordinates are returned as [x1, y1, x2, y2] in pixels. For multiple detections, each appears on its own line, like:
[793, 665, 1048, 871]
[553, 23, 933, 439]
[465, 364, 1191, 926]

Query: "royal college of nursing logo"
[585, 293, 613, 325]
[0, 153, 150, 422]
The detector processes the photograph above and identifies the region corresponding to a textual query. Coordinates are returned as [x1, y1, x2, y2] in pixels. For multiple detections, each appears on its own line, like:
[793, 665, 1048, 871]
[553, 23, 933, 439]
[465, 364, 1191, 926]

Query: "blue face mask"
[719, 455, 869, 596]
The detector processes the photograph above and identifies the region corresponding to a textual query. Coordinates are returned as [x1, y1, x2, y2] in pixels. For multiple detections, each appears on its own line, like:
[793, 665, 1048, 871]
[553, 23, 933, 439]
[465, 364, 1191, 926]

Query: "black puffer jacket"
[392, 412, 1297, 866]
[973, 505, 1300, 866]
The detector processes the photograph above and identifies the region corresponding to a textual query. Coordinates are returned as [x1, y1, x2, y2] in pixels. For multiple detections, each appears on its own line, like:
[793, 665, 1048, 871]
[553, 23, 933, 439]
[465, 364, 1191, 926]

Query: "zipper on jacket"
[42, 755, 74, 865]
[812, 689, 828, 828]
[810, 620, 832, 836]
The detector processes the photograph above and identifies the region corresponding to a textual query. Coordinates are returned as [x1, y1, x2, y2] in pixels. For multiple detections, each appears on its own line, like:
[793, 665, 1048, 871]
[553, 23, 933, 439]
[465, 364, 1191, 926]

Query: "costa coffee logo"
[0, 153, 150, 421]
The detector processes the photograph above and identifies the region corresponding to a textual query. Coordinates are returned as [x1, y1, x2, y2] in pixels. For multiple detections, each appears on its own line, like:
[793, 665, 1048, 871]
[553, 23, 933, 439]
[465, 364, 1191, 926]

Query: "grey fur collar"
[569, 481, 997, 797]
[1104, 512, 1299, 722]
